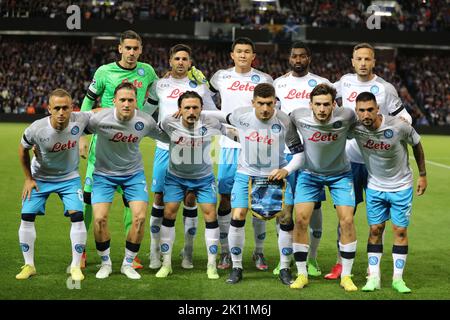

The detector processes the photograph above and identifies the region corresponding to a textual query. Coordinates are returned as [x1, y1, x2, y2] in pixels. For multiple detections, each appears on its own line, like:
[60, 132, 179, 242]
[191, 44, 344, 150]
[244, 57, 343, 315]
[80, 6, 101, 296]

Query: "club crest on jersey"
[189, 80, 197, 88]
[384, 129, 394, 139]
[271, 124, 281, 133]
[135, 121, 144, 131]
[251, 74, 261, 83]
[199, 126, 208, 136]
[71, 126, 79, 135]
[333, 121, 342, 129]
[137, 68, 145, 76]
[308, 79, 318, 87]
[370, 85, 379, 94]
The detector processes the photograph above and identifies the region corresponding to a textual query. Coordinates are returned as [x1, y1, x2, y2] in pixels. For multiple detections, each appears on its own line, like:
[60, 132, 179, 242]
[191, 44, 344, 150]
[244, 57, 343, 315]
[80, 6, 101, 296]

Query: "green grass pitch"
[1, 123, 449, 300]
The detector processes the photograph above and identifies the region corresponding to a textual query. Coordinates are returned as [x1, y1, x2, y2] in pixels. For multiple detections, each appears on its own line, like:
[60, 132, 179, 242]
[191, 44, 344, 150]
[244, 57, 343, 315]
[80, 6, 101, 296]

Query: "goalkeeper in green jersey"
[79, 30, 158, 269]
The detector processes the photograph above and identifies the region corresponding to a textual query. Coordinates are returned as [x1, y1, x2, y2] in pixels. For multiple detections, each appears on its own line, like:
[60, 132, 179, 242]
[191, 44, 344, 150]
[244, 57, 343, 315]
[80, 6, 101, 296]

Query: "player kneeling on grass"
[86, 82, 169, 280]
[17, 89, 93, 281]
[155, 91, 236, 280]
[351, 92, 427, 294]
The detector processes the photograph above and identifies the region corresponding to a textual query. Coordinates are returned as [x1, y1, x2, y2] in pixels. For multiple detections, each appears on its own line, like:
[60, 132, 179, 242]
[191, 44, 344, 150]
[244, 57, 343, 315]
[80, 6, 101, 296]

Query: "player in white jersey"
[209, 37, 274, 271]
[154, 91, 236, 280]
[86, 83, 169, 280]
[326, 42, 413, 280]
[208, 83, 304, 285]
[273, 41, 333, 277]
[289, 84, 358, 292]
[350, 92, 427, 294]
[146, 44, 217, 270]
[17, 89, 91, 281]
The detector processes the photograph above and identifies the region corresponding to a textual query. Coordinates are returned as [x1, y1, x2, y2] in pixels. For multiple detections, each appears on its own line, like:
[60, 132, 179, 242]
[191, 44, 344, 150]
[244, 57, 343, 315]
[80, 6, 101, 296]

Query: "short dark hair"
[353, 42, 374, 53]
[170, 44, 192, 58]
[114, 82, 137, 97]
[291, 41, 311, 57]
[310, 83, 336, 102]
[120, 30, 142, 44]
[49, 88, 72, 100]
[232, 37, 255, 52]
[178, 91, 203, 108]
[253, 83, 275, 99]
[356, 91, 377, 104]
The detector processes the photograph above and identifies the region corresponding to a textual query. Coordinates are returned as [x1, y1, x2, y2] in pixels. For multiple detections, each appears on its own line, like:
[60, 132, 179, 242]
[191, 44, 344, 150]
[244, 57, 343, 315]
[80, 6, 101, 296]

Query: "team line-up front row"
[16, 81, 427, 293]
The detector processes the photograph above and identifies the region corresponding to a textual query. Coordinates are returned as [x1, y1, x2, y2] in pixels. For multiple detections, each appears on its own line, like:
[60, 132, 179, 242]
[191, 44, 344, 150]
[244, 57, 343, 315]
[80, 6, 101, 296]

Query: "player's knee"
[83, 191, 91, 205]
[94, 216, 108, 229]
[69, 211, 84, 223]
[134, 215, 146, 231]
[164, 209, 177, 220]
[339, 215, 354, 230]
[393, 226, 407, 240]
[21, 214, 36, 222]
[369, 224, 384, 238]
[122, 195, 129, 208]
[295, 214, 310, 229]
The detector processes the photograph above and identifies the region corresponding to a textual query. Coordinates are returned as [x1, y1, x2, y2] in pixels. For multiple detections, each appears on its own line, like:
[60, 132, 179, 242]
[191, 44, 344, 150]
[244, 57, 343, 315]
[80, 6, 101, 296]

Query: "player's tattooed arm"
[19, 144, 39, 200]
[412, 141, 427, 195]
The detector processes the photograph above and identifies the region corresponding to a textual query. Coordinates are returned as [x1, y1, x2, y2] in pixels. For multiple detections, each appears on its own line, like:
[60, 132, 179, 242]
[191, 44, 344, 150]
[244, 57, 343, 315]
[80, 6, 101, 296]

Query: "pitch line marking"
[410, 157, 450, 170]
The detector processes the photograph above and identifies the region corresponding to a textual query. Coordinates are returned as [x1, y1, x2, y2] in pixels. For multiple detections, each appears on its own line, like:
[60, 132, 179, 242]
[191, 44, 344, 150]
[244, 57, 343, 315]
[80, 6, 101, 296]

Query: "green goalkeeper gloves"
[187, 66, 209, 87]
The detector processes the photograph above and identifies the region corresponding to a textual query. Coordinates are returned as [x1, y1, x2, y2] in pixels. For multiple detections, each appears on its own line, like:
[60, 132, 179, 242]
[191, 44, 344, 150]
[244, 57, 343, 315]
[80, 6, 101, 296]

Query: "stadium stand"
[0, 38, 448, 125]
[1, 1, 448, 31]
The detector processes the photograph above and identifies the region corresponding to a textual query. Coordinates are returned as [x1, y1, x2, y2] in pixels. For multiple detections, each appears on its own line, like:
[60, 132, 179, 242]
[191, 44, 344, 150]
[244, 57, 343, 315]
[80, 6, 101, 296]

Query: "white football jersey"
[274, 72, 332, 114]
[274, 71, 332, 152]
[148, 75, 216, 150]
[351, 115, 421, 192]
[161, 114, 226, 179]
[21, 112, 92, 181]
[210, 67, 273, 148]
[227, 107, 302, 177]
[290, 107, 356, 176]
[87, 108, 169, 176]
[334, 73, 407, 164]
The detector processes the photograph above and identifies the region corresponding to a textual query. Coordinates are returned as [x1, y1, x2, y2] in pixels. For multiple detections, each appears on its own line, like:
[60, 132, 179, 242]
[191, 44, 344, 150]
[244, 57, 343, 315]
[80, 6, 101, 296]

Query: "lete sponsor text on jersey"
[227, 81, 256, 91]
[308, 131, 338, 142]
[50, 140, 77, 152]
[109, 132, 139, 143]
[363, 139, 391, 150]
[245, 131, 274, 145]
[284, 89, 311, 100]
[121, 78, 143, 89]
[167, 88, 185, 99]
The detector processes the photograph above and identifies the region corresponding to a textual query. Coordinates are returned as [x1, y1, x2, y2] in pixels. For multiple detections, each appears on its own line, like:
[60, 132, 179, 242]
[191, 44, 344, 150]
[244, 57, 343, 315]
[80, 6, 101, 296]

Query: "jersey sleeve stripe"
[22, 134, 32, 146]
[390, 105, 405, 116]
[147, 97, 158, 105]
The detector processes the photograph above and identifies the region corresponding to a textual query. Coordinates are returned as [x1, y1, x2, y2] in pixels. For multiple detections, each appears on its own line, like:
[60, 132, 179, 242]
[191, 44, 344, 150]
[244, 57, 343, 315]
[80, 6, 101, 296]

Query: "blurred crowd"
[0, 39, 448, 126]
[1, 0, 449, 32]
